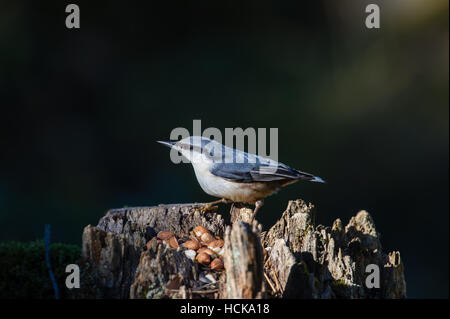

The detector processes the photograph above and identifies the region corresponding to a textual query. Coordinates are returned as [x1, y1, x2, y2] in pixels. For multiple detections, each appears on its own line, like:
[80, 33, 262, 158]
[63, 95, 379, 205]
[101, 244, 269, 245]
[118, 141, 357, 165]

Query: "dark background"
[0, 1, 448, 298]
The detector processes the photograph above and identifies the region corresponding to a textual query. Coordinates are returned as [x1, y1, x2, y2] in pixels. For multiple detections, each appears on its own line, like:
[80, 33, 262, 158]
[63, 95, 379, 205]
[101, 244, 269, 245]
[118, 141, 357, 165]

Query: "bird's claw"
[200, 204, 219, 213]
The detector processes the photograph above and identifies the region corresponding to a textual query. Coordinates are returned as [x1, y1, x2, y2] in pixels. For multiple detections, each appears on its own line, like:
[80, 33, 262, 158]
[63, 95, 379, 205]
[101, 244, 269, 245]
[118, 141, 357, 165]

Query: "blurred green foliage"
[0, 241, 81, 299]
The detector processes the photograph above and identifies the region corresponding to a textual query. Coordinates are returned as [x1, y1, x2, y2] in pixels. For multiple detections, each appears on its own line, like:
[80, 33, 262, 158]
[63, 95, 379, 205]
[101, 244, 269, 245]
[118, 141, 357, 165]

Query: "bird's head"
[157, 136, 224, 164]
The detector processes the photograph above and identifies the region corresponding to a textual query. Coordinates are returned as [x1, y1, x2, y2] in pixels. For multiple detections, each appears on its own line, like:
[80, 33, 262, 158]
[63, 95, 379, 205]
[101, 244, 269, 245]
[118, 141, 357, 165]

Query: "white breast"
[190, 161, 281, 203]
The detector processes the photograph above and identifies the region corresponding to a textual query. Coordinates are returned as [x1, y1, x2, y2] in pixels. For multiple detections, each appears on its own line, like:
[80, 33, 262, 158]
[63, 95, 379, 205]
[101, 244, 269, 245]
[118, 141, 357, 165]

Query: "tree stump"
[81, 204, 225, 298]
[80, 200, 406, 299]
[260, 200, 406, 298]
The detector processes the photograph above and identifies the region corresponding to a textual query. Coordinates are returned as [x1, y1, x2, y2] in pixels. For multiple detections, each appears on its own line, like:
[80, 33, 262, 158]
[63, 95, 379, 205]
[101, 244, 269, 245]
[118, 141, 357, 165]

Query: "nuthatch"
[158, 136, 325, 216]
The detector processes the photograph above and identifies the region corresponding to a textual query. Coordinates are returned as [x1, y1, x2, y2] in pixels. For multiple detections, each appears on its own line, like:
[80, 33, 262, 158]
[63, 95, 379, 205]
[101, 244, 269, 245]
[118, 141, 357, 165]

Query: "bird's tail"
[295, 170, 326, 183]
[310, 175, 326, 183]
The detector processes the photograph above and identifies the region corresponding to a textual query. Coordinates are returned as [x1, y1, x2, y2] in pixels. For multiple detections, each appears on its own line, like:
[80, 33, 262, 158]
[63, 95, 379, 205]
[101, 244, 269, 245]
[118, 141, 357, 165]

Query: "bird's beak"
[157, 140, 176, 148]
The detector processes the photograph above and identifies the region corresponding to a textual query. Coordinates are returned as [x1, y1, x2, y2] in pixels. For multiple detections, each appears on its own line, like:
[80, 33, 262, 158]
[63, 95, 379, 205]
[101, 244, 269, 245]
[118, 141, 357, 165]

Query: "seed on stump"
[193, 226, 210, 238]
[200, 232, 215, 244]
[183, 240, 200, 250]
[157, 231, 174, 240]
[168, 236, 179, 250]
[196, 252, 211, 265]
[210, 258, 224, 271]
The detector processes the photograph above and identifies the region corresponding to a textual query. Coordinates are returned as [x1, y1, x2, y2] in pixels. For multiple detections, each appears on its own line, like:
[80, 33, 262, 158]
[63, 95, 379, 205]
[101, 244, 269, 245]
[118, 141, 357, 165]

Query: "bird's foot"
[199, 198, 230, 213]
[200, 204, 219, 213]
[252, 200, 264, 222]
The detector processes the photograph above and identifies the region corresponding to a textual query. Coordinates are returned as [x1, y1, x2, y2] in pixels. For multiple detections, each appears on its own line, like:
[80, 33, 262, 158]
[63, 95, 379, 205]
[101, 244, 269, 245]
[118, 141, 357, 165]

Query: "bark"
[81, 204, 225, 298]
[229, 203, 254, 224]
[260, 200, 406, 298]
[80, 200, 406, 299]
[220, 220, 265, 298]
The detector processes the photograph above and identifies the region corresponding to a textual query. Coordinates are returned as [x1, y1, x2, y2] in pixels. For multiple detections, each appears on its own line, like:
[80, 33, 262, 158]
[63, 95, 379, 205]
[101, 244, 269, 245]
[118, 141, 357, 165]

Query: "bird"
[157, 136, 325, 217]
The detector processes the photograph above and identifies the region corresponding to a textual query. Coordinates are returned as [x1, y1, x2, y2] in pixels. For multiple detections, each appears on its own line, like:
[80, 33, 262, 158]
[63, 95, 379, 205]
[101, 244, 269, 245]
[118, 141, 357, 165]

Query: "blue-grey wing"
[210, 162, 313, 183]
[210, 163, 256, 182]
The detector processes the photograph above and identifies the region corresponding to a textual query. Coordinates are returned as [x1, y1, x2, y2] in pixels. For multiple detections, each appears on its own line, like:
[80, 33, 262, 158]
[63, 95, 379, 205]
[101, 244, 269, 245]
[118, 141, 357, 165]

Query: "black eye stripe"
[177, 143, 203, 154]
[192, 145, 203, 153]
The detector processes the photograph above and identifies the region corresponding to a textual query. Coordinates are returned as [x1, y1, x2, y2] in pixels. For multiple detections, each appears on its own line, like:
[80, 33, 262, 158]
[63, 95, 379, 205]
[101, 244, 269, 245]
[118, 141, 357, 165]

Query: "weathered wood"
[82, 204, 226, 298]
[229, 203, 254, 224]
[80, 199, 406, 299]
[261, 199, 406, 298]
[129, 237, 198, 299]
[220, 220, 265, 298]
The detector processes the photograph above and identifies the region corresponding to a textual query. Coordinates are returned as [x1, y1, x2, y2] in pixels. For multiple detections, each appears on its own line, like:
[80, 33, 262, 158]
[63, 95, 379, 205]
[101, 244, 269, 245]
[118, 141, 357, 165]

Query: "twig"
[167, 288, 219, 294]
[168, 288, 218, 294]
[269, 259, 282, 294]
[271, 268, 281, 294]
[263, 271, 277, 294]
[44, 224, 60, 299]
[191, 289, 219, 294]
[196, 282, 217, 290]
